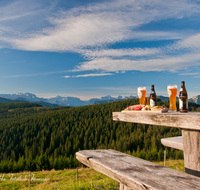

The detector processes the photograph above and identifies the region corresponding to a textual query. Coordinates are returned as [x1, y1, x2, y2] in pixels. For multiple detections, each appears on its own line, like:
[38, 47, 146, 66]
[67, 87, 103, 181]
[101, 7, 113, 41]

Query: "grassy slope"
[0, 159, 184, 190]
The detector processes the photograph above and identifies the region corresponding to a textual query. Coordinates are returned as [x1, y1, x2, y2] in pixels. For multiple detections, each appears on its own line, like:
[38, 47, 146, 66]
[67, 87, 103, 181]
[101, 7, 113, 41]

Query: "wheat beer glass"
[167, 84, 177, 112]
[137, 87, 146, 105]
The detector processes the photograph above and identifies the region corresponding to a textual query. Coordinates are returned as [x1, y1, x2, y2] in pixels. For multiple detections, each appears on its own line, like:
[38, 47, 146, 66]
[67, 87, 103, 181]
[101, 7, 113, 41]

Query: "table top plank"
[76, 149, 200, 190]
[113, 112, 200, 130]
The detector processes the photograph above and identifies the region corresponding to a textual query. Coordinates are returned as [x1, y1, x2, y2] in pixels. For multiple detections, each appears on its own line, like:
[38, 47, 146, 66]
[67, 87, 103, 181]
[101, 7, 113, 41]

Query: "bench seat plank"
[161, 136, 183, 150]
[76, 149, 200, 190]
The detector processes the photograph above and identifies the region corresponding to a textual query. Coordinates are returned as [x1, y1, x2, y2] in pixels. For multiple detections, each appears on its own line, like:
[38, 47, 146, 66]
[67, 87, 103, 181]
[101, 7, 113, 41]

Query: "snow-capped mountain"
[0, 93, 137, 107]
[189, 95, 200, 105]
[1, 92, 199, 107]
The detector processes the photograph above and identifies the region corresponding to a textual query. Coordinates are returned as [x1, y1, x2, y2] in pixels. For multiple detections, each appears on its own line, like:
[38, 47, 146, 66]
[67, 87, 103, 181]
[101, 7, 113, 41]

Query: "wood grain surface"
[113, 112, 200, 130]
[76, 149, 200, 190]
[182, 130, 200, 177]
[161, 136, 183, 150]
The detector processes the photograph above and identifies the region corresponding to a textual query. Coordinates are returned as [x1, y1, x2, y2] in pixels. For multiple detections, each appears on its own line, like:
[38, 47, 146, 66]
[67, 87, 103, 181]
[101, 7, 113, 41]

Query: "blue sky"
[0, 0, 200, 100]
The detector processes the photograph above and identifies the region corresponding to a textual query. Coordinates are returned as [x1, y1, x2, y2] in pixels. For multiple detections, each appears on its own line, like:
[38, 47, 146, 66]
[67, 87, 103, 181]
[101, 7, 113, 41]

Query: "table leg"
[120, 183, 131, 190]
[182, 129, 200, 177]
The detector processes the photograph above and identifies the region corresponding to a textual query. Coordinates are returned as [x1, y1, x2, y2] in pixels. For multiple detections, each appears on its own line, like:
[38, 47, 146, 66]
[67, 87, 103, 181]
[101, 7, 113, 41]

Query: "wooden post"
[164, 150, 166, 166]
[76, 168, 78, 183]
[29, 172, 31, 189]
[182, 129, 200, 177]
[120, 183, 131, 190]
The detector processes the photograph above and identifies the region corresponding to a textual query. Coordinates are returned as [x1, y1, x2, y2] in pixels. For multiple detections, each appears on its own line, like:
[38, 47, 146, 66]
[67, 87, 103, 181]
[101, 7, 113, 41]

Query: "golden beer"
[138, 87, 146, 105]
[167, 85, 177, 112]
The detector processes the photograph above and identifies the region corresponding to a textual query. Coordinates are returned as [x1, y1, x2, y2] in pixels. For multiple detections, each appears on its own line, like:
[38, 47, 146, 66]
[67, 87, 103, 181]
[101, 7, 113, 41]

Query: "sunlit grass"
[0, 168, 119, 190]
[155, 159, 184, 172]
[0, 159, 184, 190]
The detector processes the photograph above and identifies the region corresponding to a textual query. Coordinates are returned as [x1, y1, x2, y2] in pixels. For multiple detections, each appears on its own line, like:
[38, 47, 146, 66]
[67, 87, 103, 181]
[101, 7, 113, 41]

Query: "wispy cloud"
[2, 70, 70, 78]
[193, 76, 200, 78]
[74, 53, 200, 72]
[72, 73, 114, 78]
[175, 33, 200, 51]
[1, 0, 200, 51]
[179, 72, 199, 75]
[80, 48, 160, 59]
[1, 0, 200, 75]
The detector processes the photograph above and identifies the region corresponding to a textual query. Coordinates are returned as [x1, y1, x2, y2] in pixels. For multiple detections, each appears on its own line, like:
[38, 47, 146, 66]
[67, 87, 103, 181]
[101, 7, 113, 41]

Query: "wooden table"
[113, 111, 200, 177]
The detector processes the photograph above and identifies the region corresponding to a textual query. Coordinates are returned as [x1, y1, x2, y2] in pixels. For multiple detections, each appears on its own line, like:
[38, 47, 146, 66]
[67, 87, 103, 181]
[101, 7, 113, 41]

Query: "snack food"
[151, 106, 163, 111]
[124, 104, 145, 111]
[124, 105, 168, 112]
[151, 106, 168, 112]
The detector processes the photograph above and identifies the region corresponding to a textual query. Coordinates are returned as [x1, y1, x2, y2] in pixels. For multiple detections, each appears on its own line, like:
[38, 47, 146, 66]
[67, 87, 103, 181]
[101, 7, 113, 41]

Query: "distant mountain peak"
[1, 92, 200, 107]
[189, 95, 200, 105]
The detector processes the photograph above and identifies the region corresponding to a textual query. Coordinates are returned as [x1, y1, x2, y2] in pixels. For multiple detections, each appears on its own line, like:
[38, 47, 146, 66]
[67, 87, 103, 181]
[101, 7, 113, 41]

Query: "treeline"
[0, 102, 42, 110]
[0, 99, 199, 173]
[0, 104, 69, 126]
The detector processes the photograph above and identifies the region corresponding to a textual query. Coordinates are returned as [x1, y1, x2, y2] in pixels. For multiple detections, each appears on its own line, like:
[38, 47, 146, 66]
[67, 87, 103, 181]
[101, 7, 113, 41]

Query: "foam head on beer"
[137, 87, 146, 105]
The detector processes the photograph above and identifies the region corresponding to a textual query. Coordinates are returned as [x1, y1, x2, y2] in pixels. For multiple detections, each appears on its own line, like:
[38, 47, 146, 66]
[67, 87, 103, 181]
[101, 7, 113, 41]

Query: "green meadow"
[0, 159, 184, 190]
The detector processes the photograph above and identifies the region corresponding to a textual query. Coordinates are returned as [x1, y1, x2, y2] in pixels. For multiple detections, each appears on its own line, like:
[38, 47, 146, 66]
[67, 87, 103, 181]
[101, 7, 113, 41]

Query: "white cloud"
[75, 53, 200, 72]
[71, 73, 114, 78]
[2, 70, 70, 78]
[179, 72, 199, 75]
[64, 76, 70, 78]
[1, 0, 200, 75]
[11, 14, 128, 51]
[0, 0, 33, 22]
[129, 31, 187, 41]
[193, 76, 200, 78]
[1, 0, 200, 51]
[175, 33, 200, 51]
[80, 48, 160, 59]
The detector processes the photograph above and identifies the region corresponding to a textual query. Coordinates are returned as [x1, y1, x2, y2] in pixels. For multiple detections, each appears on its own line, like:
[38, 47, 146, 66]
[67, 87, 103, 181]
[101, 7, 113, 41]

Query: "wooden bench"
[161, 136, 183, 150]
[76, 149, 200, 190]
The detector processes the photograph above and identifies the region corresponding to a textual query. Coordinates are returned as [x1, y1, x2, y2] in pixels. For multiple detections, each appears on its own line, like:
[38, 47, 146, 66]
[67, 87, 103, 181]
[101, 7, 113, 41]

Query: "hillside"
[0, 97, 28, 103]
[0, 102, 43, 110]
[0, 98, 199, 173]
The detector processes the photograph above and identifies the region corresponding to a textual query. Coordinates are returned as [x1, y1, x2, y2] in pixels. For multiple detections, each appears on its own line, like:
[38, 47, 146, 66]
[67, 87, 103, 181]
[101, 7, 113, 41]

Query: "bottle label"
[150, 99, 155, 107]
[180, 88, 183, 92]
[179, 98, 183, 110]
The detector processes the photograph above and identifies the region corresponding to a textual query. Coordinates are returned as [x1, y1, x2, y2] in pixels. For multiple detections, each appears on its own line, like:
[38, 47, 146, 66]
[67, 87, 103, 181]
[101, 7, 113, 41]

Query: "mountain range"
[0, 92, 199, 107]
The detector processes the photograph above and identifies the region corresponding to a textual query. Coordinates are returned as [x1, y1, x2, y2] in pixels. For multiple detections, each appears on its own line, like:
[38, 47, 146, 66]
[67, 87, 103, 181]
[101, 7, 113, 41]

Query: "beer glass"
[167, 84, 177, 112]
[137, 87, 146, 105]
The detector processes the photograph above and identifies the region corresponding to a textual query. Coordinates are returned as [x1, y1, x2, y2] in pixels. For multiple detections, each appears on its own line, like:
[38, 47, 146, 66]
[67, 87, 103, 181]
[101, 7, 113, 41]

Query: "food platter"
[122, 109, 168, 113]
[123, 104, 169, 113]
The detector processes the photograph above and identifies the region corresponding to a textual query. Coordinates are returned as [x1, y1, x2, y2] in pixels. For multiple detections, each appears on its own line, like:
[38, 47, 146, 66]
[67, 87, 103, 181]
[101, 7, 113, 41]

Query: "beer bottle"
[150, 85, 157, 107]
[179, 81, 188, 113]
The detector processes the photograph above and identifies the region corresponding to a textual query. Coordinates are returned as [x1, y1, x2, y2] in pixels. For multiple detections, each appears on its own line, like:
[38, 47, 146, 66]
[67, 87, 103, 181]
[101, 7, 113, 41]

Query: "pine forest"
[0, 99, 199, 173]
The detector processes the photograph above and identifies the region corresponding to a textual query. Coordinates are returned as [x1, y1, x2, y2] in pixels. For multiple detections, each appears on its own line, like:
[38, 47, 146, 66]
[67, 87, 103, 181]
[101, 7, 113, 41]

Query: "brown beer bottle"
[179, 81, 188, 113]
[150, 85, 157, 107]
